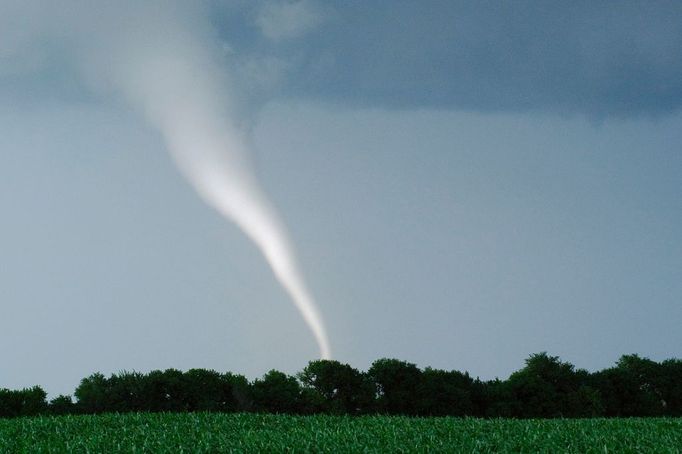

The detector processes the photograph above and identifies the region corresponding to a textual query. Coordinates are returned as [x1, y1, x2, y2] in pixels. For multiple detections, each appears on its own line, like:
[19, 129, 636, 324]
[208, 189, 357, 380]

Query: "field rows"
[1, 413, 681, 453]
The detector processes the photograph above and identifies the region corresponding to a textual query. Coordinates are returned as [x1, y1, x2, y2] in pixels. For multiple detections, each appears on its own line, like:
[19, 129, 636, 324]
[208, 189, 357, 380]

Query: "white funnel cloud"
[84, 4, 332, 359]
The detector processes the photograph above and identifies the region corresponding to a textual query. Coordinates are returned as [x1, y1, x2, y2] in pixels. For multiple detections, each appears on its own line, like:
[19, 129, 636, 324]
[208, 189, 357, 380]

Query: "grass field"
[1, 413, 681, 453]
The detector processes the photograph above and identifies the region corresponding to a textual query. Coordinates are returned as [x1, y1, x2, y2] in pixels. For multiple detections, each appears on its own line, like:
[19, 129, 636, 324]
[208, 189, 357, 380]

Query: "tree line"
[1, 353, 681, 418]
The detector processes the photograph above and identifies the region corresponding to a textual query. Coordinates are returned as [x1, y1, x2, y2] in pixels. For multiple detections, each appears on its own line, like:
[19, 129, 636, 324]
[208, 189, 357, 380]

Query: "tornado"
[92, 6, 332, 359]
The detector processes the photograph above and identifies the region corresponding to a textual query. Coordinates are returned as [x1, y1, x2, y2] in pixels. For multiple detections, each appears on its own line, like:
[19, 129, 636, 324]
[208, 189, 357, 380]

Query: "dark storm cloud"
[215, 1, 682, 117]
[3, 1, 681, 117]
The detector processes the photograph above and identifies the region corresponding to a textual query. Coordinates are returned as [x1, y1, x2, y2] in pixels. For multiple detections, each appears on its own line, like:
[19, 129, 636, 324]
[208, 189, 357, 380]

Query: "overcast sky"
[1, 1, 681, 397]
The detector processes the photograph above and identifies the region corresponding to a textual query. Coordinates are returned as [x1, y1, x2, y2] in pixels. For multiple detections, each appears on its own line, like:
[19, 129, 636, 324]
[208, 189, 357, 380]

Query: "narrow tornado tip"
[320, 343, 332, 360]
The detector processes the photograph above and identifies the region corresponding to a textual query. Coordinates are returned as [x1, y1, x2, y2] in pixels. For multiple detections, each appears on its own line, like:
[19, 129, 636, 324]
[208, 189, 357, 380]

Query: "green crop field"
[1, 413, 681, 453]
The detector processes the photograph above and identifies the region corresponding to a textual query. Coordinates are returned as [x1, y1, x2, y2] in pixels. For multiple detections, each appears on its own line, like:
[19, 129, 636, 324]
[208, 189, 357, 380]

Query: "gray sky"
[1, 1, 681, 397]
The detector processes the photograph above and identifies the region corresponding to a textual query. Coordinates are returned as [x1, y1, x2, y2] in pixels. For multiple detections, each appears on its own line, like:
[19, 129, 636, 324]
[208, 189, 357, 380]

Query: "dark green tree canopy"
[368, 358, 422, 415]
[298, 360, 373, 414]
[2, 352, 681, 419]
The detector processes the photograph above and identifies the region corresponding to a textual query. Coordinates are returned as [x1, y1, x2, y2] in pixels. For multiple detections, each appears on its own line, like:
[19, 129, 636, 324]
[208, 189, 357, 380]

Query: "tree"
[502, 353, 602, 418]
[484, 378, 515, 417]
[141, 369, 190, 412]
[593, 354, 664, 416]
[659, 359, 682, 416]
[0, 389, 22, 418]
[74, 373, 109, 414]
[20, 386, 49, 416]
[252, 370, 301, 414]
[0, 387, 48, 418]
[416, 368, 475, 416]
[298, 360, 374, 414]
[223, 372, 253, 412]
[49, 395, 76, 415]
[368, 359, 422, 415]
[107, 371, 146, 412]
[183, 369, 231, 412]
[4, 352, 679, 418]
